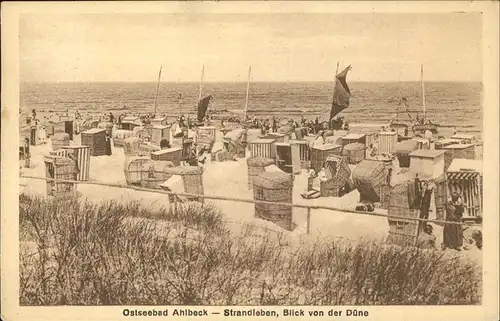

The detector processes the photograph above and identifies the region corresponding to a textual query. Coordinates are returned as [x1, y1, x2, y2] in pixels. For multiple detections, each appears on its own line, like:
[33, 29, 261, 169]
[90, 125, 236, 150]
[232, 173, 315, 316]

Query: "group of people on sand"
[34, 106, 352, 142]
[239, 114, 349, 135]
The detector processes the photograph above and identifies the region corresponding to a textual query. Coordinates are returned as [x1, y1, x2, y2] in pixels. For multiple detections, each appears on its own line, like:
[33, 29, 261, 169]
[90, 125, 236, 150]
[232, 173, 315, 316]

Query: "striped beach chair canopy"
[446, 158, 482, 180]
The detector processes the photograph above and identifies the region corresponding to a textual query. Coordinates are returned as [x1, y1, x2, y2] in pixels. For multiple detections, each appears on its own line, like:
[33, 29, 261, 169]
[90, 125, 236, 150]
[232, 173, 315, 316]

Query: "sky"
[19, 13, 482, 83]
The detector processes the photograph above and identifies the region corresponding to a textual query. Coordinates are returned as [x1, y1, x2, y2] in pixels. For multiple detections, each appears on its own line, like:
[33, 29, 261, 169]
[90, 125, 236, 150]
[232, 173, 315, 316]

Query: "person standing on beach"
[272, 117, 277, 133]
[424, 129, 433, 144]
[117, 114, 123, 129]
[105, 133, 112, 156]
[263, 119, 269, 133]
[22, 137, 31, 168]
[443, 192, 465, 251]
[181, 114, 186, 126]
[419, 181, 435, 231]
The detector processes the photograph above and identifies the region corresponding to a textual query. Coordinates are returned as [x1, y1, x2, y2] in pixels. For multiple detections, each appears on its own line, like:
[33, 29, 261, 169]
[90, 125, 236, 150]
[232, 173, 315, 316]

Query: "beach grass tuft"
[19, 194, 481, 306]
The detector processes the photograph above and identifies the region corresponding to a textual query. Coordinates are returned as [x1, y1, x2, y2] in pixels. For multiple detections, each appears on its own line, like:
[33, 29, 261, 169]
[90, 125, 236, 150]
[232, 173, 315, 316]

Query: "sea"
[20, 81, 482, 135]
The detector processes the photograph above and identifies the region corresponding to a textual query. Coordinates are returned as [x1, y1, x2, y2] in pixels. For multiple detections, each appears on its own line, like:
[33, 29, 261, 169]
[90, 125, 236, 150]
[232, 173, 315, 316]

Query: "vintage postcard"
[2, 1, 499, 321]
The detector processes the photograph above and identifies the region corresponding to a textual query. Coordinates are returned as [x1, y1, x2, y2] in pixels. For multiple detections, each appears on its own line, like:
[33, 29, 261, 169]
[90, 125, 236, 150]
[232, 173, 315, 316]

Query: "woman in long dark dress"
[418, 181, 435, 232]
[105, 134, 112, 156]
[442, 192, 464, 250]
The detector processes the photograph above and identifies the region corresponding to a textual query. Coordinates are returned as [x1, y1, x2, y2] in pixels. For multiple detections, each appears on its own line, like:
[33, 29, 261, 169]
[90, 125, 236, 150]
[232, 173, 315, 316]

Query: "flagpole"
[196, 65, 205, 119]
[421, 64, 426, 121]
[154, 65, 162, 117]
[198, 65, 205, 102]
[244, 65, 252, 120]
[335, 62, 339, 76]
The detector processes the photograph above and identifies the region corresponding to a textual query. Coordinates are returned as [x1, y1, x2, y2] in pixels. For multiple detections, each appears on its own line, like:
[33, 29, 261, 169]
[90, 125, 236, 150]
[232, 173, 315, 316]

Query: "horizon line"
[21, 80, 481, 84]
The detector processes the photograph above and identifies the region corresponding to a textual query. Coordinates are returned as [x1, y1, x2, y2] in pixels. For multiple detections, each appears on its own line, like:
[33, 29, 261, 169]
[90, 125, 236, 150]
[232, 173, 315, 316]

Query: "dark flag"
[197, 95, 212, 123]
[329, 65, 352, 121]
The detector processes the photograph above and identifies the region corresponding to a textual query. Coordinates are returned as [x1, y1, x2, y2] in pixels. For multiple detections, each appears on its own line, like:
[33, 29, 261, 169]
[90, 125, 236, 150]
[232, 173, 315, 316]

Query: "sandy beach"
[21, 127, 484, 259]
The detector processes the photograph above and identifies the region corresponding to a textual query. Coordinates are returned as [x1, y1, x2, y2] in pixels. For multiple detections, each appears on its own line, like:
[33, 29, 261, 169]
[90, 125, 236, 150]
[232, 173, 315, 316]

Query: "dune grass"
[19, 194, 481, 306]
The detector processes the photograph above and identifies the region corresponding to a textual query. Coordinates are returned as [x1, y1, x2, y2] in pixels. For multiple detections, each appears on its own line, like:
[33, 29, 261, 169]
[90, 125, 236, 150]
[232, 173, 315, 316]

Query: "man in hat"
[443, 192, 465, 250]
[417, 224, 437, 250]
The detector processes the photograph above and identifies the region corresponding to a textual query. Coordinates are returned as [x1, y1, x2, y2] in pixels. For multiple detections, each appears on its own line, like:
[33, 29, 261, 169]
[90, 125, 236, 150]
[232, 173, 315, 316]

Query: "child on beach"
[38, 125, 47, 144]
[416, 224, 437, 250]
[307, 169, 316, 192]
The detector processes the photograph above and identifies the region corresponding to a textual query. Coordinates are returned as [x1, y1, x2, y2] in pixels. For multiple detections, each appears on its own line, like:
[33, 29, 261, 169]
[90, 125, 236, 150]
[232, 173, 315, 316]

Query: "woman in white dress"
[311, 131, 326, 148]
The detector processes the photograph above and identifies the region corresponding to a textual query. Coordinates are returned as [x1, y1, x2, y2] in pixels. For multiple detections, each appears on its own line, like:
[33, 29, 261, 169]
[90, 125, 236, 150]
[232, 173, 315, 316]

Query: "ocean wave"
[20, 81, 482, 133]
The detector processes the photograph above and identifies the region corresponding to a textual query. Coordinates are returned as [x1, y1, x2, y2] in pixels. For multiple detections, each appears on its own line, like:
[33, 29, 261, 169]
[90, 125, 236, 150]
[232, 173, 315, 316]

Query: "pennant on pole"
[329, 65, 352, 121]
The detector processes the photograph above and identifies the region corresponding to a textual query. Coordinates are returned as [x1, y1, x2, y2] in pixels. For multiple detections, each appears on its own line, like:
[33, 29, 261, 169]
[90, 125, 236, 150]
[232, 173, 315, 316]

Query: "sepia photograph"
[2, 1, 499, 320]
